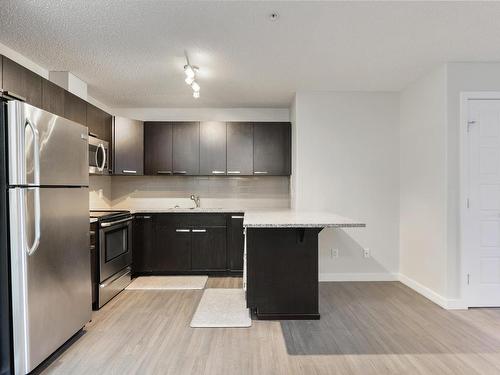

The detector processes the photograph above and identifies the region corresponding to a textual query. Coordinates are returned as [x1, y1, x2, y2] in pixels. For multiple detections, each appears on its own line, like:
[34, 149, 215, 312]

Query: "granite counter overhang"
[242, 210, 366, 228]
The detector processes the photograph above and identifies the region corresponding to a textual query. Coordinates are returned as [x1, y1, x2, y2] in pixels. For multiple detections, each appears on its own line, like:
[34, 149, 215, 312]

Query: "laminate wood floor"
[38, 279, 500, 375]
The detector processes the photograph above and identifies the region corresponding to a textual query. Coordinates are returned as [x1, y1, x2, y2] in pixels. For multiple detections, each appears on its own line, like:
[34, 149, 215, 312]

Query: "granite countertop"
[242, 210, 366, 228]
[131, 208, 244, 214]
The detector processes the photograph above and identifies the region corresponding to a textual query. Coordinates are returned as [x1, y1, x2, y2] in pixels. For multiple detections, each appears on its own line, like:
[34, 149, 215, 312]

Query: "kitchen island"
[243, 210, 365, 320]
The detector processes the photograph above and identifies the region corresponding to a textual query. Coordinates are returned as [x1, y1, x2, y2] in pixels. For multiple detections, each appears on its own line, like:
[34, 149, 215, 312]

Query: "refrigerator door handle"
[25, 118, 40, 185]
[26, 187, 41, 256]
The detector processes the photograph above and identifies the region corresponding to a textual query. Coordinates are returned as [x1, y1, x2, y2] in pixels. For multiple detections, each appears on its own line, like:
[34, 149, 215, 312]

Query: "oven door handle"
[100, 217, 133, 228]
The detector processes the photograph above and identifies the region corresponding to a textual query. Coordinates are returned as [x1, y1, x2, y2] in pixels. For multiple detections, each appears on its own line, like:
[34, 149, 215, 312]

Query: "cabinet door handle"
[157, 170, 172, 175]
[176, 229, 190, 233]
[122, 170, 137, 174]
[254, 171, 268, 174]
[192, 229, 206, 233]
[211, 170, 225, 174]
[136, 215, 151, 219]
[231, 216, 244, 219]
[173, 171, 187, 174]
[227, 171, 240, 174]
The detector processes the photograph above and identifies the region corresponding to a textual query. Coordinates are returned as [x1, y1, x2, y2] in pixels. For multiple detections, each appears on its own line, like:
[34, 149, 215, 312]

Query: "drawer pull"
[192, 229, 207, 233]
[212, 170, 225, 174]
[231, 215, 244, 219]
[122, 170, 137, 174]
[176, 229, 190, 233]
[173, 171, 187, 174]
[227, 171, 241, 174]
[157, 170, 172, 174]
[254, 171, 268, 175]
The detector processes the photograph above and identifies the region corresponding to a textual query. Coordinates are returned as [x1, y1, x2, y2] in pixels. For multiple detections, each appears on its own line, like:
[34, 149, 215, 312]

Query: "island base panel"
[246, 227, 321, 320]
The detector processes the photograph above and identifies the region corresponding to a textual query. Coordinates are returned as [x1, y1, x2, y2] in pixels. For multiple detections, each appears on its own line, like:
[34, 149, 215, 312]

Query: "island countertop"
[243, 210, 366, 228]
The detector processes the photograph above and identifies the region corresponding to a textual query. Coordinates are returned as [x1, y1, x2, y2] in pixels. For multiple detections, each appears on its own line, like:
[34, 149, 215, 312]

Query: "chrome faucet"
[190, 194, 200, 208]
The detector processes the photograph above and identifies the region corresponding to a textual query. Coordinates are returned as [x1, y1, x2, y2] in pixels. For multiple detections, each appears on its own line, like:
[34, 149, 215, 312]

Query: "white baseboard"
[319, 272, 399, 282]
[319, 272, 467, 310]
[398, 273, 467, 310]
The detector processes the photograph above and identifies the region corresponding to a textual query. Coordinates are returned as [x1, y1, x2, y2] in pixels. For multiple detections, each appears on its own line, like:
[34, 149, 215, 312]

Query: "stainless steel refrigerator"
[5, 100, 91, 374]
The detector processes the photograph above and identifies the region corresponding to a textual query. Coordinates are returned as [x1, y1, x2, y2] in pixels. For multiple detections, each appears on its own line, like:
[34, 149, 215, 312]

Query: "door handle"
[26, 187, 41, 256]
[97, 143, 106, 171]
[122, 170, 137, 174]
[176, 229, 190, 233]
[100, 217, 133, 227]
[25, 119, 40, 185]
[192, 229, 206, 233]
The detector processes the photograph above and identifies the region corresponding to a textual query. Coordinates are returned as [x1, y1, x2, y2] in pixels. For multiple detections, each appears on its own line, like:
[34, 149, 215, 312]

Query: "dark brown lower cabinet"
[228, 214, 244, 272]
[132, 215, 155, 273]
[132, 213, 240, 275]
[156, 219, 192, 272]
[246, 227, 321, 320]
[191, 227, 226, 271]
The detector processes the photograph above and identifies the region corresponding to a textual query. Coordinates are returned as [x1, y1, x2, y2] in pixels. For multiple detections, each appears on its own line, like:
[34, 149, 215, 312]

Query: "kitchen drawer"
[155, 213, 227, 227]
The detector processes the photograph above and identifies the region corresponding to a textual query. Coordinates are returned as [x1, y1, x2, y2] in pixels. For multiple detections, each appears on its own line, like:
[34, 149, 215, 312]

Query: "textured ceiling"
[2, 1, 500, 108]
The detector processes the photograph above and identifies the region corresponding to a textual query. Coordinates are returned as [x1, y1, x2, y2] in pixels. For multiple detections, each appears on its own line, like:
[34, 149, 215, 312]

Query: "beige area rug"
[190, 288, 252, 328]
[126, 276, 208, 290]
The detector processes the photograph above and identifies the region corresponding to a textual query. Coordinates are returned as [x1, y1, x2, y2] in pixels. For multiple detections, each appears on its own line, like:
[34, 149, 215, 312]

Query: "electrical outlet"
[363, 248, 370, 258]
[331, 248, 339, 258]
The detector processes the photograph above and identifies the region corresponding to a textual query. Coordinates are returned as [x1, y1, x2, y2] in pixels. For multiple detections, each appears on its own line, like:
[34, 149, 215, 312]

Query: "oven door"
[89, 137, 109, 175]
[99, 217, 132, 282]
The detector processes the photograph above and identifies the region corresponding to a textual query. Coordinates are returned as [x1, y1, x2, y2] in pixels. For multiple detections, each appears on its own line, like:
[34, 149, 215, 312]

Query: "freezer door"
[8, 101, 89, 186]
[9, 187, 91, 374]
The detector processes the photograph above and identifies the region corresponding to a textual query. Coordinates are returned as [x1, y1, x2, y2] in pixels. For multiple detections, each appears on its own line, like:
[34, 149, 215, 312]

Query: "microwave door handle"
[26, 187, 41, 256]
[94, 145, 100, 171]
[97, 143, 106, 172]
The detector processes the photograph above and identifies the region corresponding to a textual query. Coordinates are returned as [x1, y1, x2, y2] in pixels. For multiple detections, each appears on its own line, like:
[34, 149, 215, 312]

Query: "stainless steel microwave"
[89, 136, 109, 175]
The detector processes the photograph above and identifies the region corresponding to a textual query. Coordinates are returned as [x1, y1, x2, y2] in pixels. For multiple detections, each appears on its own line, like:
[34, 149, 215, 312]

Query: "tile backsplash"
[89, 175, 291, 210]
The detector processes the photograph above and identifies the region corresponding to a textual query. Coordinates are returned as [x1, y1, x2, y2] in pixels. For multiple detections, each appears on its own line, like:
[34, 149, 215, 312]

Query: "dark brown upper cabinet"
[2, 57, 42, 108]
[41, 78, 65, 117]
[144, 122, 173, 175]
[200, 121, 226, 175]
[87, 103, 112, 141]
[172, 122, 200, 175]
[113, 117, 144, 176]
[253, 122, 291, 176]
[64, 91, 87, 126]
[227, 122, 254, 176]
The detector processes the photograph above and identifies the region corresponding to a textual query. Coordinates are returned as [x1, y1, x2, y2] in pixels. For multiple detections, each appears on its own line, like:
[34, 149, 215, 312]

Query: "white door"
[465, 99, 500, 307]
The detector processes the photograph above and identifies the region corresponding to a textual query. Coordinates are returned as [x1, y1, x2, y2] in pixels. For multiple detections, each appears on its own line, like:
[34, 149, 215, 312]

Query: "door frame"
[459, 91, 500, 308]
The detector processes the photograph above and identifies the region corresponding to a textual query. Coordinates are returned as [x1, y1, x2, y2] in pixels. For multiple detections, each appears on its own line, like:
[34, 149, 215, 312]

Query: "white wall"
[112, 107, 289, 122]
[293, 92, 400, 280]
[399, 65, 448, 298]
